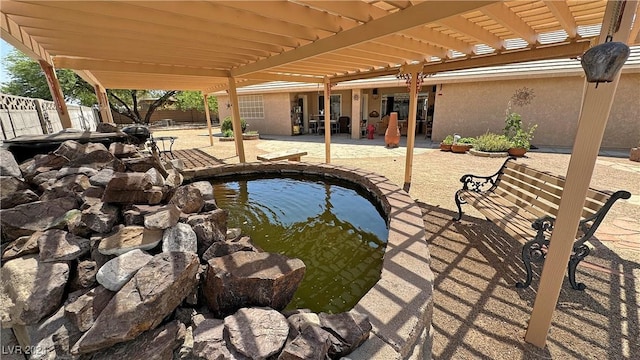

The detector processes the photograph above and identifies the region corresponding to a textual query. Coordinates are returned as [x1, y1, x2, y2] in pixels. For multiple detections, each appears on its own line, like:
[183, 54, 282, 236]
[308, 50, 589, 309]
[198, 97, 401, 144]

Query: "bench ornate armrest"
[453, 157, 516, 221]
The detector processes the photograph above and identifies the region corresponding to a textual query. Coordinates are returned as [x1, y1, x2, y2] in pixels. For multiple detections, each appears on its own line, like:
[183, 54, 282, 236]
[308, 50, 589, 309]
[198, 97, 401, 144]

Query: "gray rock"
[30, 170, 58, 191]
[165, 169, 184, 188]
[189, 181, 215, 200]
[0, 197, 78, 242]
[226, 228, 242, 240]
[0, 176, 28, 206]
[318, 311, 372, 357]
[144, 204, 181, 230]
[11, 306, 83, 360]
[204, 252, 305, 317]
[64, 285, 114, 332]
[201, 236, 258, 262]
[169, 185, 205, 214]
[22, 154, 68, 181]
[80, 186, 105, 209]
[278, 325, 333, 360]
[96, 122, 119, 133]
[166, 158, 185, 171]
[81, 201, 119, 234]
[97, 226, 163, 255]
[67, 142, 124, 170]
[69, 260, 98, 291]
[1, 233, 40, 261]
[123, 209, 144, 226]
[73, 252, 200, 353]
[0, 189, 40, 210]
[145, 167, 165, 186]
[162, 223, 197, 253]
[65, 209, 92, 237]
[37, 229, 90, 262]
[186, 209, 228, 256]
[193, 318, 249, 360]
[225, 307, 289, 359]
[52, 140, 87, 161]
[109, 143, 138, 158]
[122, 156, 157, 173]
[104, 172, 152, 191]
[0, 325, 24, 360]
[0, 149, 21, 177]
[202, 199, 218, 212]
[90, 237, 114, 268]
[96, 249, 153, 291]
[101, 186, 165, 205]
[89, 168, 115, 187]
[56, 166, 99, 179]
[1, 255, 69, 327]
[288, 312, 321, 337]
[91, 320, 186, 360]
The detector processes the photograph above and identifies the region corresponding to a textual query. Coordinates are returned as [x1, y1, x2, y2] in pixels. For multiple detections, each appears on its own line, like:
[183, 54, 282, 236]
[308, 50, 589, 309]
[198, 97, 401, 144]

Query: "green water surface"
[212, 176, 388, 313]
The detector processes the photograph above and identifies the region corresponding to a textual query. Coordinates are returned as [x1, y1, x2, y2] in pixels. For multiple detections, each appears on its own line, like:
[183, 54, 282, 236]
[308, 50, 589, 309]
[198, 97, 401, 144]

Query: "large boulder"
[81, 201, 120, 234]
[90, 320, 186, 360]
[144, 204, 181, 230]
[192, 318, 250, 360]
[69, 260, 98, 291]
[201, 236, 258, 262]
[0, 197, 78, 242]
[279, 325, 333, 360]
[97, 226, 163, 256]
[22, 154, 69, 181]
[11, 306, 83, 360]
[186, 209, 228, 256]
[64, 285, 114, 332]
[72, 252, 200, 353]
[1, 233, 40, 261]
[162, 223, 197, 254]
[1, 255, 69, 327]
[89, 168, 115, 187]
[318, 311, 372, 357]
[0, 149, 21, 177]
[96, 249, 153, 291]
[36, 229, 90, 262]
[169, 185, 205, 214]
[0, 176, 34, 209]
[203, 252, 305, 317]
[102, 172, 163, 204]
[40, 174, 91, 201]
[224, 307, 289, 359]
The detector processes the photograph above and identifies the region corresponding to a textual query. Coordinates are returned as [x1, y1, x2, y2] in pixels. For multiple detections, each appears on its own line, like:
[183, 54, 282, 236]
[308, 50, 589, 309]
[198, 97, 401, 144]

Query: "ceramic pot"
[385, 112, 400, 148]
[508, 147, 527, 157]
[581, 41, 630, 84]
[439, 143, 452, 151]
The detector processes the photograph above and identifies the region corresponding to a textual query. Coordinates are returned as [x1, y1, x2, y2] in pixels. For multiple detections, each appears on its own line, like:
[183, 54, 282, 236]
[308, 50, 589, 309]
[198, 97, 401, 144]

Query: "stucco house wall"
[432, 73, 639, 149]
[218, 92, 292, 135]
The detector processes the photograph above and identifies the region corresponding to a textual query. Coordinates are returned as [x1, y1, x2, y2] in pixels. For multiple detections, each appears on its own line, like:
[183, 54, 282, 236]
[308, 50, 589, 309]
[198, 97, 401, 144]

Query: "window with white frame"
[238, 95, 264, 120]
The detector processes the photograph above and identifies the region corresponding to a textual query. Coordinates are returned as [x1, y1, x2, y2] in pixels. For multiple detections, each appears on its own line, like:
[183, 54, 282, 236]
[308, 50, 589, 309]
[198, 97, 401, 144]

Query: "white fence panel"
[69, 105, 99, 131]
[38, 100, 63, 134]
[0, 94, 44, 140]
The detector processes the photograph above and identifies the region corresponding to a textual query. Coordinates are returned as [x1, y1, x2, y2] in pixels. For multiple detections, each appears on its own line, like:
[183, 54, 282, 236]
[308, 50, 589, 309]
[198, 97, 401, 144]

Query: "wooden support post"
[203, 94, 214, 146]
[525, 0, 638, 348]
[227, 77, 246, 163]
[403, 70, 419, 192]
[39, 60, 72, 129]
[351, 89, 362, 139]
[324, 78, 331, 163]
[94, 85, 113, 124]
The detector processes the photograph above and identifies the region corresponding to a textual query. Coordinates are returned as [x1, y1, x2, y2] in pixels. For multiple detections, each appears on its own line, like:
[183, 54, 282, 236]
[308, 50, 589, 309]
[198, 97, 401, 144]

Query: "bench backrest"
[495, 161, 613, 221]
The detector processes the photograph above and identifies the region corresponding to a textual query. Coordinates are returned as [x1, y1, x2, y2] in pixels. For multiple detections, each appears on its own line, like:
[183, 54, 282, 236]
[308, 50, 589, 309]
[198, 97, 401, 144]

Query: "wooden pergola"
[2, 0, 638, 349]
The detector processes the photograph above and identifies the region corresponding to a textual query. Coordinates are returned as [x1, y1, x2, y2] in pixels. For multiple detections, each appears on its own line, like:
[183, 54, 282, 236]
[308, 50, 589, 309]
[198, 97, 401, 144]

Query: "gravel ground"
[154, 126, 639, 359]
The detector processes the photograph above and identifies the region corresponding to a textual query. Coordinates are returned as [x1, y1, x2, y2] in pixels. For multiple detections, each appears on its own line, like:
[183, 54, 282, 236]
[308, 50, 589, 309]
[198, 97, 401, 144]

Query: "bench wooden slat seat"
[257, 150, 307, 162]
[454, 157, 630, 290]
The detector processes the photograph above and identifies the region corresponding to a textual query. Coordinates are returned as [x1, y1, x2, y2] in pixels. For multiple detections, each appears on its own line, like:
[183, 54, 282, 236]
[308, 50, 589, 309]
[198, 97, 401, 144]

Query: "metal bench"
[257, 150, 307, 162]
[453, 157, 630, 290]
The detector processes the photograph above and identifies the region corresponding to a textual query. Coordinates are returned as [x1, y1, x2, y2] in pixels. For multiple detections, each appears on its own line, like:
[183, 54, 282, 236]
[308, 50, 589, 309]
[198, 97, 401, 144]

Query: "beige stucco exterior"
[217, 72, 639, 149]
[432, 73, 640, 149]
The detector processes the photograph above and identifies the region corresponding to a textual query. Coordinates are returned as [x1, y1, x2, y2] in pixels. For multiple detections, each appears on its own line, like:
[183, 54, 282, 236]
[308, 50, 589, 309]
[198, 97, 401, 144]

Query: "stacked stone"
[0, 141, 371, 359]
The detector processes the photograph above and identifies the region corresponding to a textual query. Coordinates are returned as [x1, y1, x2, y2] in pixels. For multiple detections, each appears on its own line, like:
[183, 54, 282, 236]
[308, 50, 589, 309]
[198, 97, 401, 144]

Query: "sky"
[0, 39, 15, 85]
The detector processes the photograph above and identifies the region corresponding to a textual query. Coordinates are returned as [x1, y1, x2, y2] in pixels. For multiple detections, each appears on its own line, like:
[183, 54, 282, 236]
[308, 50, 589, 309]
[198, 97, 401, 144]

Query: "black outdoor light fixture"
[580, 1, 631, 87]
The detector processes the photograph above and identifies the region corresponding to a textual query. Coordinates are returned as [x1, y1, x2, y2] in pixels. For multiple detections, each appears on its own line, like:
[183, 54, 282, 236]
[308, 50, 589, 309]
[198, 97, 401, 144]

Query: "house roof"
[2, 1, 638, 92]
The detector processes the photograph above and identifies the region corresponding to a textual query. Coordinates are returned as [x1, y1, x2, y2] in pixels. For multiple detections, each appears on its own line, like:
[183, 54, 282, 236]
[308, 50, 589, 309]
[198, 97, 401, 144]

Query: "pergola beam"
[543, 0, 578, 38]
[231, 1, 498, 77]
[238, 73, 324, 83]
[54, 57, 230, 78]
[481, 3, 539, 44]
[0, 12, 52, 64]
[438, 16, 505, 50]
[401, 26, 475, 55]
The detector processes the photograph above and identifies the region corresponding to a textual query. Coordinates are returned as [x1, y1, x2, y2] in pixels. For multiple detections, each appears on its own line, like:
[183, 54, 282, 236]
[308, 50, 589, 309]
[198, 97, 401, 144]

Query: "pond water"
[212, 176, 388, 313]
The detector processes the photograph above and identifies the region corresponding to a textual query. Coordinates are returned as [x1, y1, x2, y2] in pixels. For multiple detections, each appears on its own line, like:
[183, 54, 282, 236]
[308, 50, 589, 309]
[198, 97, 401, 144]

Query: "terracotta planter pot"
[439, 143, 452, 151]
[451, 144, 472, 153]
[384, 112, 400, 148]
[508, 147, 527, 157]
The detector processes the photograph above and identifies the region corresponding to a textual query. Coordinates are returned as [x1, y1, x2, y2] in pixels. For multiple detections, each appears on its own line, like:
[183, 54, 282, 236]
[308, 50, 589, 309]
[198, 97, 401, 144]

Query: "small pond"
[212, 175, 388, 313]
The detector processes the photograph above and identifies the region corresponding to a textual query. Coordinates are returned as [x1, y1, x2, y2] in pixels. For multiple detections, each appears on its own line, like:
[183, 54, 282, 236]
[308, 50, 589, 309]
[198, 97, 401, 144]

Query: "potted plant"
[504, 112, 537, 157]
[440, 135, 454, 151]
[451, 137, 474, 153]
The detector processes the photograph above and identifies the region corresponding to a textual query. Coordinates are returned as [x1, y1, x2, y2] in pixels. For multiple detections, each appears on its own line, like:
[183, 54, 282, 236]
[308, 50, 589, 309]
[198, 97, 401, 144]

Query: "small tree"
[504, 87, 538, 149]
[175, 91, 218, 114]
[107, 89, 177, 124]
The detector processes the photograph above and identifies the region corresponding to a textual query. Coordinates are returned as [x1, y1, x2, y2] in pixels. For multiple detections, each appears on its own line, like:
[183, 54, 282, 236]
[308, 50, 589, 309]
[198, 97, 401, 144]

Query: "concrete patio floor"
[156, 126, 639, 359]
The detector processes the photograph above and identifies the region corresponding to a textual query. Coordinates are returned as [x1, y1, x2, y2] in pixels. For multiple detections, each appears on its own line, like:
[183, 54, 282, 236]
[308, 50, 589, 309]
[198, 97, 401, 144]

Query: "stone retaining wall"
[186, 161, 435, 359]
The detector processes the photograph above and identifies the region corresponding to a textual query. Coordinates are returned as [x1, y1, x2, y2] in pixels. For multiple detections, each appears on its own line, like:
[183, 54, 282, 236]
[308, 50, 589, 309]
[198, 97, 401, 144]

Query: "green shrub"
[457, 137, 475, 144]
[474, 133, 512, 152]
[221, 116, 247, 133]
[222, 129, 234, 138]
[441, 135, 454, 145]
